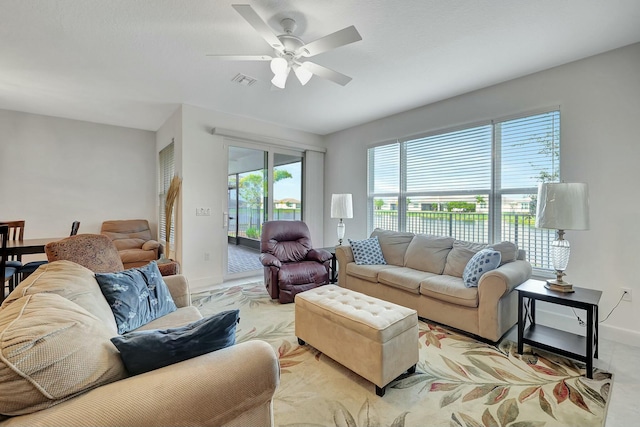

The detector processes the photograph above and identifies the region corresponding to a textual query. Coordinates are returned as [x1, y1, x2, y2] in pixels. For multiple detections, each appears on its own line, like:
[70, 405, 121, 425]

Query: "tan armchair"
[100, 220, 164, 269]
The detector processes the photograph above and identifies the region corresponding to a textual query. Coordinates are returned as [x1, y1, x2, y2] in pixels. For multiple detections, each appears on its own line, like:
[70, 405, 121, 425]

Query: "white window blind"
[405, 126, 492, 193]
[158, 141, 175, 247]
[368, 143, 400, 231]
[368, 110, 560, 271]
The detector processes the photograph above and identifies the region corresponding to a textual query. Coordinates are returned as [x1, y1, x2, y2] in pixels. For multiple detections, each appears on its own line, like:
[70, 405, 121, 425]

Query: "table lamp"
[331, 194, 353, 245]
[535, 182, 589, 291]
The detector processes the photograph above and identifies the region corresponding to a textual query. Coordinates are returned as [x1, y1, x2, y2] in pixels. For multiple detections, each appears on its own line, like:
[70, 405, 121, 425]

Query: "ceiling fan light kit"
[208, 4, 362, 89]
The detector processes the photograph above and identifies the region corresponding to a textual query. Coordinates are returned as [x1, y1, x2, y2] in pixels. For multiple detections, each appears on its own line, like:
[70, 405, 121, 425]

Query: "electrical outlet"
[621, 287, 632, 302]
[204, 252, 210, 261]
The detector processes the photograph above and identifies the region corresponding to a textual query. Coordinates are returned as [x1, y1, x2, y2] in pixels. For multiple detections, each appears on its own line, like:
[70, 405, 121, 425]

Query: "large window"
[368, 110, 560, 270]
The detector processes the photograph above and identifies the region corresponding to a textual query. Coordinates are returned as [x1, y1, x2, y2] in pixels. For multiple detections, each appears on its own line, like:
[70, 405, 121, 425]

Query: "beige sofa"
[0, 261, 280, 427]
[335, 229, 532, 342]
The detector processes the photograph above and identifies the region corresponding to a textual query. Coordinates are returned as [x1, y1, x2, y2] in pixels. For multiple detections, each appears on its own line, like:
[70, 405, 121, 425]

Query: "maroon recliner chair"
[260, 221, 332, 303]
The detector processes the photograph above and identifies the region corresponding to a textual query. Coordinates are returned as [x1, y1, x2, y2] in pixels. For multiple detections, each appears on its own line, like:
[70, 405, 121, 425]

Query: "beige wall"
[157, 104, 325, 290]
[323, 42, 640, 345]
[0, 109, 156, 252]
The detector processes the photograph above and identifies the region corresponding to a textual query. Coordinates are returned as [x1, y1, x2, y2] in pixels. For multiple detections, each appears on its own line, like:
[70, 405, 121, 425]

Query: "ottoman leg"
[375, 385, 386, 397]
[297, 337, 306, 345]
[407, 364, 416, 374]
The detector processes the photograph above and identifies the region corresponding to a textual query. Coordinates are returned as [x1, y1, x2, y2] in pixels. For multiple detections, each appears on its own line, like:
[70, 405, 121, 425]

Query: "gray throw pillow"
[95, 261, 177, 334]
[110, 310, 240, 375]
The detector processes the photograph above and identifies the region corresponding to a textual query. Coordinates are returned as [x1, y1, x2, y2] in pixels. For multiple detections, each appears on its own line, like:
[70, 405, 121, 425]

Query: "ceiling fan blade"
[297, 26, 362, 58]
[301, 62, 352, 86]
[206, 55, 273, 61]
[232, 4, 283, 51]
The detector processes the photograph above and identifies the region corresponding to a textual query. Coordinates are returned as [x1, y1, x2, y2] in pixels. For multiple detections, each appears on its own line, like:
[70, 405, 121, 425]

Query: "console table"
[516, 279, 601, 379]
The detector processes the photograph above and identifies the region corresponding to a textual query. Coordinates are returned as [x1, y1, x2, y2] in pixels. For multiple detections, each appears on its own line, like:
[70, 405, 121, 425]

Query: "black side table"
[515, 279, 602, 379]
[319, 246, 337, 284]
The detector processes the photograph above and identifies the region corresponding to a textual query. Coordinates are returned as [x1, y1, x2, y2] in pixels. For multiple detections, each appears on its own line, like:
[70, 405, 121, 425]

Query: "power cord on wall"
[572, 290, 627, 326]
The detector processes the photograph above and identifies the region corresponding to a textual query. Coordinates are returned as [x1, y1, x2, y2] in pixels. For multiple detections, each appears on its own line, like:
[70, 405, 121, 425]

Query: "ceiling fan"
[208, 4, 362, 89]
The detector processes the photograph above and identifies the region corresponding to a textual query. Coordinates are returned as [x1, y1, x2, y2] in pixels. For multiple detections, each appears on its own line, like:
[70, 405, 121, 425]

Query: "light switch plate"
[196, 207, 212, 216]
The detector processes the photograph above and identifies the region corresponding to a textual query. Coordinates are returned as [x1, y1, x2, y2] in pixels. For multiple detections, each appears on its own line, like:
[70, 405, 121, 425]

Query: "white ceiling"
[2, 1, 640, 136]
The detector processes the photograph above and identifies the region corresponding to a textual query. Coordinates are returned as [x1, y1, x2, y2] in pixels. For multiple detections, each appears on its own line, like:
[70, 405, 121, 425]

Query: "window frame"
[158, 141, 175, 250]
[367, 107, 560, 274]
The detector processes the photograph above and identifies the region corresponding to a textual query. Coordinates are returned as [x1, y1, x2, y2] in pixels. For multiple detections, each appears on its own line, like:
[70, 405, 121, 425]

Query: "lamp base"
[544, 280, 574, 293]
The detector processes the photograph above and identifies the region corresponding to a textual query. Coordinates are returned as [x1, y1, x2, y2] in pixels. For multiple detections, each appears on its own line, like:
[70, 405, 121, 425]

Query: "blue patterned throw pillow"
[111, 310, 239, 375]
[463, 249, 501, 288]
[349, 236, 387, 265]
[95, 261, 177, 334]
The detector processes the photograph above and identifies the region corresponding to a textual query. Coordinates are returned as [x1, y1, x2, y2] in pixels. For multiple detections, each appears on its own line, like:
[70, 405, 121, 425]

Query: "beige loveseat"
[0, 261, 280, 427]
[335, 229, 532, 342]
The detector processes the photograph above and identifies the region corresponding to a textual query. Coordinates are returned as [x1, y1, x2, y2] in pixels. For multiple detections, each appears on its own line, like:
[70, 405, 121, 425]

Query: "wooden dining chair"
[18, 220, 81, 280]
[1, 225, 18, 303]
[0, 220, 25, 266]
[70, 220, 81, 236]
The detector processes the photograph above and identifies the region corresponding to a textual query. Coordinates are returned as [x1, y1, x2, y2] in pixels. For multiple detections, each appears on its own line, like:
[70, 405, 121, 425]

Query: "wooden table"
[6, 237, 65, 257]
[516, 279, 602, 378]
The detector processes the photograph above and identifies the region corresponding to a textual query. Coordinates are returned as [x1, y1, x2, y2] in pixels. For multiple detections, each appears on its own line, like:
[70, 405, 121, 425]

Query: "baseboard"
[188, 275, 223, 292]
[534, 307, 640, 348]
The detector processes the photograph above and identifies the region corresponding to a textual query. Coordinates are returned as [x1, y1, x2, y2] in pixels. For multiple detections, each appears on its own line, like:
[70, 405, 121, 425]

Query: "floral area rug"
[192, 283, 612, 427]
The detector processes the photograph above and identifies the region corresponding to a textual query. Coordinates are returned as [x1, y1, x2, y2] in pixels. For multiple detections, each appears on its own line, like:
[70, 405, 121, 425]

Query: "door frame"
[223, 140, 305, 280]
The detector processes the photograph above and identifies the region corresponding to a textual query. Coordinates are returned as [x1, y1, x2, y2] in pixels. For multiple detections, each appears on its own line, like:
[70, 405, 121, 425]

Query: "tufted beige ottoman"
[295, 285, 418, 396]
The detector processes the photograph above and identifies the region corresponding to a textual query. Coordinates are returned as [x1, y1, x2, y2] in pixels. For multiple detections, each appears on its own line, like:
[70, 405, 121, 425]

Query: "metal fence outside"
[373, 210, 553, 269]
[232, 208, 301, 239]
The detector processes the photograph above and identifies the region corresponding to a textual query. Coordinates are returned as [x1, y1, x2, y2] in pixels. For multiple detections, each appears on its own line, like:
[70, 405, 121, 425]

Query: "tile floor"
[596, 338, 640, 425]
[227, 244, 262, 274]
[211, 273, 640, 425]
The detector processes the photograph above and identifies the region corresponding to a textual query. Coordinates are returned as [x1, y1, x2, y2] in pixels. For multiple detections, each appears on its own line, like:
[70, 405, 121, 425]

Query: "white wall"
[163, 104, 325, 290]
[1, 109, 157, 256]
[323, 42, 640, 345]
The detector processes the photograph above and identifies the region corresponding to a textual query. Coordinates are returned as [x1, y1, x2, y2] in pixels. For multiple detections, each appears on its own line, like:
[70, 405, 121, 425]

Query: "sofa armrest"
[479, 260, 533, 297]
[476, 260, 532, 341]
[259, 253, 281, 268]
[335, 245, 354, 286]
[142, 240, 160, 251]
[306, 248, 332, 263]
[163, 274, 191, 308]
[0, 340, 280, 427]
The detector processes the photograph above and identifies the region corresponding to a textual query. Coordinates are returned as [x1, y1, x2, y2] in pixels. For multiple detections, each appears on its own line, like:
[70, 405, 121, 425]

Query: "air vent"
[231, 73, 258, 86]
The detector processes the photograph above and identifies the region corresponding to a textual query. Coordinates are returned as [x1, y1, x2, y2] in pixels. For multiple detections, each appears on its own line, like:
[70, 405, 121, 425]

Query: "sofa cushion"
[489, 241, 518, 265]
[378, 267, 439, 295]
[95, 261, 177, 334]
[111, 310, 239, 375]
[0, 293, 127, 416]
[463, 249, 502, 287]
[420, 275, 479, 308]
[443, 240, 487, 278]
[370, 229, 415, 266]
[119, 249, 158, 265]
[349, 236, 387, 265]
[345, 263, 400, 283]
[2, 260, 118, 335]
[403, 234, 454, 274]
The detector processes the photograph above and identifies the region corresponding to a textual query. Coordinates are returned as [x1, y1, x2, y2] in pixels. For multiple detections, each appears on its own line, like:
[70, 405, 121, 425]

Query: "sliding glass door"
[226, 144, 304, 277]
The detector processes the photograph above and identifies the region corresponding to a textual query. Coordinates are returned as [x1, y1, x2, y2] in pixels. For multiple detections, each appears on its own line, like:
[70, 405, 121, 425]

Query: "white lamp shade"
[536, 183, 589, 230]
[271, 67, 290, 89]
[270, 57, 288, 74]
[294, 64, 313, 85]
[331, 194, 353, 219]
